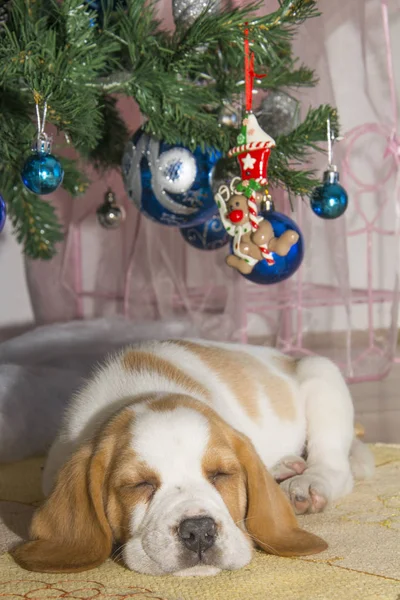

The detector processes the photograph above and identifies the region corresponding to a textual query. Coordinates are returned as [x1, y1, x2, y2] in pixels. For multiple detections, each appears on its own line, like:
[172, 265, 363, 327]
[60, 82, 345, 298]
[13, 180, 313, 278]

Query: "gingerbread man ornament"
[213, 28, 303, 281]
[216, 185, 299, 275]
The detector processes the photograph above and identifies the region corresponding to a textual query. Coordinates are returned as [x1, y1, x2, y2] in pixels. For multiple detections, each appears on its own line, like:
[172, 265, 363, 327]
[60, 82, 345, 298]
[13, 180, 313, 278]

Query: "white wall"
[0, 221, 34, 328]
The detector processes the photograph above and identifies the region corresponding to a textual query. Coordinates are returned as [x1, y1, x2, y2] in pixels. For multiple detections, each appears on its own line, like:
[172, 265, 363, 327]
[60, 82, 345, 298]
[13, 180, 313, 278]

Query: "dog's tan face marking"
[201, 427, 247, 528]
[176, 342, 296, 421]
[122, 350, 210, 401]
[106, 447, 161, 544]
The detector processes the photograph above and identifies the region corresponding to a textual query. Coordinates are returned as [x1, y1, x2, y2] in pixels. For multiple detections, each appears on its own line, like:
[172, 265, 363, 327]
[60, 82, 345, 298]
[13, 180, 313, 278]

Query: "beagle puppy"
[12, 340, 373, 576]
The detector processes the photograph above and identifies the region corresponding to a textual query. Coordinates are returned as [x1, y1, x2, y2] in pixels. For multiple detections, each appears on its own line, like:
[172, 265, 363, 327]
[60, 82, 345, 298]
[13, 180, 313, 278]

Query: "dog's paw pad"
[280, 474, 328, 515]
[271, 455, 307, 483]
[309, 487, 328, 512]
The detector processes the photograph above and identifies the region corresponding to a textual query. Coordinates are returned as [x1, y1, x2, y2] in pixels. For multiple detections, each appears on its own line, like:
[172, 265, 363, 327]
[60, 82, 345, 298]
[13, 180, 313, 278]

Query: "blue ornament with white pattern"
[180, 213, 229, 251]
[122, 128, 222, 227]
[0, 195, 6, 233]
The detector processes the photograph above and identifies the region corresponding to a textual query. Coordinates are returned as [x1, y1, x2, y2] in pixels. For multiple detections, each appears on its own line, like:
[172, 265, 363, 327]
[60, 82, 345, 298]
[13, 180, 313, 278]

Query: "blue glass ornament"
[122, 128, 222, 227]
[180, 213, 229, 251]
[241, 210, 304, 285]
[84, 0, 124, 26]
[310, 168, 348, 219]
[0, 195, 6, 233]
[21, 151, 64, 195]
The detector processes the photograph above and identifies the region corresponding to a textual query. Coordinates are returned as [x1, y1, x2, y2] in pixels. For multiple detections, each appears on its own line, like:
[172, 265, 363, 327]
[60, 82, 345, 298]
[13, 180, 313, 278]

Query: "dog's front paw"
[279, 472, 329, 515]
[270, 455, 307, 483]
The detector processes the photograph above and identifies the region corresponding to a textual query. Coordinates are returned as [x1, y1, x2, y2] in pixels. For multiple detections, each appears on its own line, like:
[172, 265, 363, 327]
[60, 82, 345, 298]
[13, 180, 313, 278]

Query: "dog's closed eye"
[208, 472, 234, 486]
[119, 481, 158, 501]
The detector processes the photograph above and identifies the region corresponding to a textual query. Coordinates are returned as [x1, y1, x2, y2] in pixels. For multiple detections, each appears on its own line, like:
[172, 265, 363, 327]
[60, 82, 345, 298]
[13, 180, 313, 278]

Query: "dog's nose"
[178, 517, 216, 554]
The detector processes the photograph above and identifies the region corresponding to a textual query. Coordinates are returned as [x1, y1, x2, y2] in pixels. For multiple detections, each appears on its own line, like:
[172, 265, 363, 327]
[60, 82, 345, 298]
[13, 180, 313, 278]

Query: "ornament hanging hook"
[33, 92, 51, 153]
[327, 117, 334, 167]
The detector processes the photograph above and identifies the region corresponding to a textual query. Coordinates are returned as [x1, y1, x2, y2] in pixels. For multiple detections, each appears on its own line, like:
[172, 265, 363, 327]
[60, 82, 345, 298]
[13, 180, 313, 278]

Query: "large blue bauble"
[122, 128, 222, 227]
[21, 152, 64, 195]
[242, 210, 304, 285]
[0, 195, 6, 233]
[180, 213, 229, 251]
[310, 169, 348, 219]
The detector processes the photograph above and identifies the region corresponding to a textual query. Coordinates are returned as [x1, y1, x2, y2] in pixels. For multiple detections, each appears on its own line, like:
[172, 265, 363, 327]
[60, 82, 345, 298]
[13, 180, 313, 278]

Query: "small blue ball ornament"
[243, 210, 304, 285]
[84, 0, 124, 26]
[122, 128, 222, 227]
[310, 168, 348, 219]
[180, 213, 229, 251]
[0, 195, 6, 233]
[21, 151, 64, 195]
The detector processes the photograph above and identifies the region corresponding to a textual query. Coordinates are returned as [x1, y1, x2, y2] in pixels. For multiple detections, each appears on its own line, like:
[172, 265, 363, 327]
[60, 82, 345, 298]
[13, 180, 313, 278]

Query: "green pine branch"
[5, 183, 64, 260]
[0, 0, 338, 259]
[276, 105, 339, 163]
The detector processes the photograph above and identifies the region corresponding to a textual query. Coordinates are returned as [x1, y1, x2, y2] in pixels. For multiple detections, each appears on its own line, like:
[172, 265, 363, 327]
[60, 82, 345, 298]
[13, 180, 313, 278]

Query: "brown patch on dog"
[107, 447, 161, 543]
[175, 342, 261, 421]
[122, 350, 210, 401]
[175, 342, 295, 421]
[202, 428, 247, 528]
[229, 428, 328, 556]
[258, 365, 296, 420]
[103, 410, 160, 544]
[272, 355, 298, 377]
[12, 408, 144, 573]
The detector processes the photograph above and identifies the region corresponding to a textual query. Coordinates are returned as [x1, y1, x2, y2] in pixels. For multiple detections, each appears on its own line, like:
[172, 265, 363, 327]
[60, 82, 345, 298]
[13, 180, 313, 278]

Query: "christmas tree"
[0, 0, 338, 259]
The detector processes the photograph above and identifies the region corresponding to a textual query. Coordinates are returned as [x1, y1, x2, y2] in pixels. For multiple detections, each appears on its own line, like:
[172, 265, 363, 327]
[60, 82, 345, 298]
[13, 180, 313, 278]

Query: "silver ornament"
[172, 0, 220, 27]
[257, 91, 300, 139]
[97, 190, 126, 229]
[219, 99, 242, 129]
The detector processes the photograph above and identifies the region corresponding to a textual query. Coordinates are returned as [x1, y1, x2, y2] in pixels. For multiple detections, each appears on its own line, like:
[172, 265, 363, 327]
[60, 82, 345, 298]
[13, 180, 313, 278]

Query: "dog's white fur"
[124, 405, 252, 576]
[14, 339, 374, 577]
[44, 341, 359, 496]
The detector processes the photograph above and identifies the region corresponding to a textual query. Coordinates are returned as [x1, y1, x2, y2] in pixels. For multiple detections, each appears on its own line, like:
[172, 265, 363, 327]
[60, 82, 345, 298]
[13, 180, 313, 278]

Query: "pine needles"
[0, 0, 336, 259]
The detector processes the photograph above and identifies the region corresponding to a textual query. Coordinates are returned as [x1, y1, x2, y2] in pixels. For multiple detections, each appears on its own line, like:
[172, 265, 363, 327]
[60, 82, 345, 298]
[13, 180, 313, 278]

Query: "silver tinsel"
[257, 91, 301, 139]
[172, 0, 221, 27]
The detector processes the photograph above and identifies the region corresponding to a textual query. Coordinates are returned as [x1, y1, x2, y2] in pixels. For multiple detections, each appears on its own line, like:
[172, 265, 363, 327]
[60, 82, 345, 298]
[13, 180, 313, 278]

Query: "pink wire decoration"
[248, 0, 400, 382]
[234, 0, 400, 383]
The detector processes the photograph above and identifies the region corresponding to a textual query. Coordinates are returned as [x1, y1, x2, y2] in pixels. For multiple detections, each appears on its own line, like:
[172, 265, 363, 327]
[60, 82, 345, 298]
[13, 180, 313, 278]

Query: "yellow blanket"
[0, 444, 399, 600]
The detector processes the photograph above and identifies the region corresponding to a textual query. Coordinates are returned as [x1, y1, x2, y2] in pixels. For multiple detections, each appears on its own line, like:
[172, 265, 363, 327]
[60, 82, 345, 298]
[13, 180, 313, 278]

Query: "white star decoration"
[241, 153, 257, 170]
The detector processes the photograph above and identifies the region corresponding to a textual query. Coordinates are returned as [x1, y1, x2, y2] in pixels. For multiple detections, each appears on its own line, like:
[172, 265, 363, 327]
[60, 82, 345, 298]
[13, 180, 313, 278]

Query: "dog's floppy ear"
[12, 438, 113, 573]
[234, 433, 328, 557]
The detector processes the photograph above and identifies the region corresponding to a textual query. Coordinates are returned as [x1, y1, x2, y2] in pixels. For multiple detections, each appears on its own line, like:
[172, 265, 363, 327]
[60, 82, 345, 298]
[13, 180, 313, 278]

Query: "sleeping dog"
[13, 340, 373, 576]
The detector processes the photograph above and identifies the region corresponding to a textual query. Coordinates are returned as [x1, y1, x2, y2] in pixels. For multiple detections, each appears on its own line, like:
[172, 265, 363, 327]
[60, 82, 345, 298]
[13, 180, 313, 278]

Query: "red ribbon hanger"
[244, 24, 266, 112]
